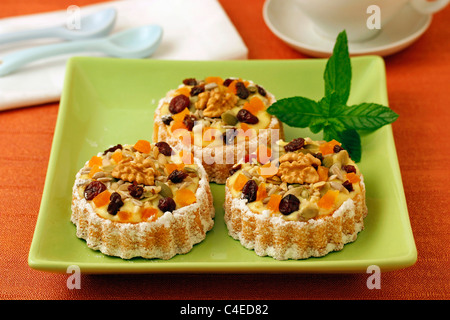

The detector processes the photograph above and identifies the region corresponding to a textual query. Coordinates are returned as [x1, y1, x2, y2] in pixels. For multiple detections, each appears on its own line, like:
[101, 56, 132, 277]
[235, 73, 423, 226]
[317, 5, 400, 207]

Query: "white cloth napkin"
[0, 0, 248, 111]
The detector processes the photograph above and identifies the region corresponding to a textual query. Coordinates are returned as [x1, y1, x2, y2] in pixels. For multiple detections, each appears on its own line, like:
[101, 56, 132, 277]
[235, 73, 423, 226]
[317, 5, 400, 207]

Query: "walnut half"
[277, 152, 321, 184]
[112, 153, 157, 186]
[195, 85, 238, 118]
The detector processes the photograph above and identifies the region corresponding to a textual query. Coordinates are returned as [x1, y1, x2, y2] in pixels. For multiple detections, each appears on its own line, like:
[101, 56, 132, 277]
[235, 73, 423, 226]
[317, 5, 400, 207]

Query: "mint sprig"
[267, 30, 398, 162]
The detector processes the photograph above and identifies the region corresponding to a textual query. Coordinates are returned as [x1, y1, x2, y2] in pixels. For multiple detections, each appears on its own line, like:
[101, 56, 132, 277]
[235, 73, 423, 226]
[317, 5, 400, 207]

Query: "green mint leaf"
[338, 129, 362, 162]
[336, 102, 399, 130]
[324, 30, 351, 105]
[266, 96, 323, 129]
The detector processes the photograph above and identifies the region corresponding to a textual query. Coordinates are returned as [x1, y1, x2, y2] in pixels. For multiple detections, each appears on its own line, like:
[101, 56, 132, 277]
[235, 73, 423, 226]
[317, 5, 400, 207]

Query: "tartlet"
[71, 139, 214, 260]
[224, 137, 367, 260]
[153, 77, 284, 184]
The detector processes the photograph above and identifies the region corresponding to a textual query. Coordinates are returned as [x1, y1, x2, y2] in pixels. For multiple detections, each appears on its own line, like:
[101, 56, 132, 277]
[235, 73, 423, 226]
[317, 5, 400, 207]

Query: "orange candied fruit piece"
[118, 211, 132, 222]
[317, 190, 339, 210]
[256, 183, 268, 202]
[165, 162, 185, 175]
[88, 164, 102, 178]
[141, 207, 158, 222]
[267, 194, 282, 212]
[317, 166, 329, 182]
[174, 188, 197, 207]
[175, 86, 191, 97]
[170, 120, 188, 133]
[111, 150, 123, 164]
[88, 155, 103, 167]
[319, 139, 341, 155]
[205, 76, 223, 85]
[134, 139, 151, 154]
[345, 172, 361, 184]
[172, 107, 191, 122]
[227, 79, 238, 94]
[233, 173, 249, 191]
[93, 190, 111, 208]
[243, 96, 265, 115]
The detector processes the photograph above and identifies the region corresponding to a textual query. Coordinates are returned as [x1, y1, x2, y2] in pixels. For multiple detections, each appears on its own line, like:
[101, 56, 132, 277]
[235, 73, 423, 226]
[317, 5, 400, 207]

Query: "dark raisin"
[284, 138, 305, 152]
[313, 152, 324, 163]
[183, 114, 196, 131]
[342, 180, 354, 192]
[107, 192, 123, 215]
[333, 144, 344, 153]
[241, 179, 258, 203]
[229, 164, 242, 176]
[158, 197, 176, 213]
[161, 115, 173, 125]
[84, 181, 107, 201]
[236, 108, 259, 124]
[168, 169, 188, 183]
[279, 194, 300, 215]
[169, 94, 190, 114]
[155, 141, 173, 156]
[257, 85, 267, 97]
[235, 81, 249, 99]
[222, 78, 234, 87]
[190, 84, 205, 96]
[222, 128, 237, 145]
[183, 78, 197, 86]
[128, 182, 144, 199]
[103, 144, 122, 155]
[342, 165, 356, 173]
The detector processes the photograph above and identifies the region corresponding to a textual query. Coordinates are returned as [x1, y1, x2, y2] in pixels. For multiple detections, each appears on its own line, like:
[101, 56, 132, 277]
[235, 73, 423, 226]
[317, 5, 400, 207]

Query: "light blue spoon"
[0, 7, 117, 45]
[0, 24, 163, 76]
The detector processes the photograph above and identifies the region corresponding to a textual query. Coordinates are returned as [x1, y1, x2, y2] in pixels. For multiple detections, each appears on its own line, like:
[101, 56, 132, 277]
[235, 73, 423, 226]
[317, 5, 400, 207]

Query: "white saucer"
[263, 0, 432, 57]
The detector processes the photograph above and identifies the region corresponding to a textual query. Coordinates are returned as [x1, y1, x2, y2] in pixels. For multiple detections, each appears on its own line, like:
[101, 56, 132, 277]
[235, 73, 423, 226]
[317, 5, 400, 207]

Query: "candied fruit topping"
[233, 173, 249, 192]
[89, 156, 103, 167]
[317, 190, 339, 210]
[319, 139, 341, 155]
[345, 172, 360, 184]
[93, 190, 111, 208]
[267, 194, 282, 212]
[134, 139, 151, 154]
[174, 188, 197, 207]
[141, 207, 158, 221]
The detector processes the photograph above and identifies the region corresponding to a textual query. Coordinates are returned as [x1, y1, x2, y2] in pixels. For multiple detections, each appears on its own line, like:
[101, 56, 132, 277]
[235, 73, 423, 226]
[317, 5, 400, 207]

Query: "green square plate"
[28, 56, 417, 273]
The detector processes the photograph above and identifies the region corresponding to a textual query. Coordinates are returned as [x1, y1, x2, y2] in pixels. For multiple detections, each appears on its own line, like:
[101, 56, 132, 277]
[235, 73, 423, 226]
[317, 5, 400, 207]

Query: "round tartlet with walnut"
[71, 139, 214, 260]
[153, 77, 284, 184]
[224, 137, 368, 260]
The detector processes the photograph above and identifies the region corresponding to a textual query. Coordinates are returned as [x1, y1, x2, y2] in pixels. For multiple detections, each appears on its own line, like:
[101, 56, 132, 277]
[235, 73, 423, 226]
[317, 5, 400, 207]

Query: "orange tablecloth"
[1, 0, 449, 300]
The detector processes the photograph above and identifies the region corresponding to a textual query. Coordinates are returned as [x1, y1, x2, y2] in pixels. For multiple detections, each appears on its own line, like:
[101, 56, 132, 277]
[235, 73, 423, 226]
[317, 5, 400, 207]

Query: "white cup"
[294, 0, 449, 42]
